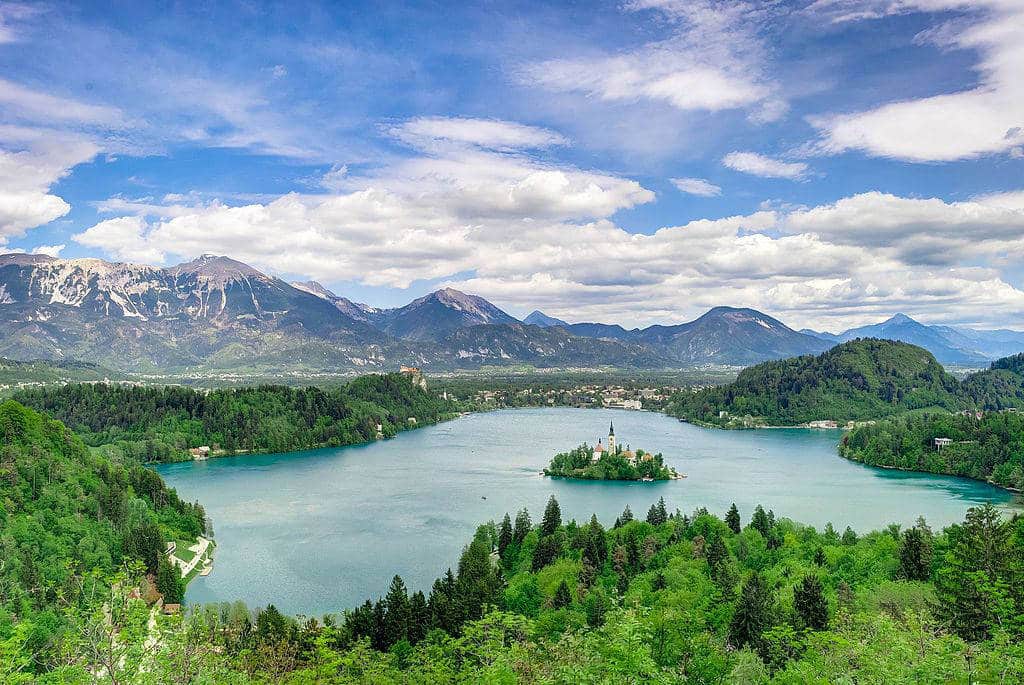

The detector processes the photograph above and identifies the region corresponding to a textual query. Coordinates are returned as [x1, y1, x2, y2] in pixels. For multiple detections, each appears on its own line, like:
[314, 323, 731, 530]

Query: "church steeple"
[608, 421, 616, 453]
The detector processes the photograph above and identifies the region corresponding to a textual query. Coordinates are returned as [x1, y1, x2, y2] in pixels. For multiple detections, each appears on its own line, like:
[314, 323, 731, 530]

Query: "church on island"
[592, 421, 651, 465]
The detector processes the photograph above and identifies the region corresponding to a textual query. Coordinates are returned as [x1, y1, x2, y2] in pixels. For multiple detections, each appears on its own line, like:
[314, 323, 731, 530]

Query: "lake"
[157, 407, 1019, 616]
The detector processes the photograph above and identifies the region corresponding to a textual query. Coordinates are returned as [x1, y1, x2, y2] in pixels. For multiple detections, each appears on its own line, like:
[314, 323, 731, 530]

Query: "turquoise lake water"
[156, 407, 1019, 616]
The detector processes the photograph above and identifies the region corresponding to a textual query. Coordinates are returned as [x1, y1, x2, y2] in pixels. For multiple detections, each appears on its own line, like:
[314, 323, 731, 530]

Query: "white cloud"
[519, 1, 783, 120]
[671, 177, 722, 197]
[0, 126, 100, 241]
[389, 117, 568, 152]
[808, 0, 1024, 161]
[0, 78, 124, 125]
[31, 243, 65, 258]
[783, 190, 1024, 265]
[74, 164, 1024, 329]
[75, 216, 166, 264]
[722, 151, 809, 179]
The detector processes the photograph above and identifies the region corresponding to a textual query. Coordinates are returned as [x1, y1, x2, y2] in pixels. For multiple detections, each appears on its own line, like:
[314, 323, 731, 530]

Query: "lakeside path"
[171, 536, 211, 578]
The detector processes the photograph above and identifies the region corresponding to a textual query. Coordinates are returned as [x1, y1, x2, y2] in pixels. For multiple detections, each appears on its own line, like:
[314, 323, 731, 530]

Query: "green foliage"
[544, 443, 675, 480]
[0, 400, 205, 676]
[668, 339, 967, 426]
[12, 372, 454, 463]
[842, 408, 1024, 489]
[540, 495, 561, 536]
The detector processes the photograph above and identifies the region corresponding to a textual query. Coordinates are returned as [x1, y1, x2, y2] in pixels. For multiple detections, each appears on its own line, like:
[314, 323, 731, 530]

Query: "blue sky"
[1, 0, 1023, 329]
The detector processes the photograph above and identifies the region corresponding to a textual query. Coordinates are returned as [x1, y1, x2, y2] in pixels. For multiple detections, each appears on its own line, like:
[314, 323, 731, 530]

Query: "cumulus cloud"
[671, 177, 722, 197]
[0, 126, 100, 241]
[808, 0, 1024, 161]
[722, 151, 808, 179]
[73, 162, 1024, 329]
[783, 191, 1024, 264]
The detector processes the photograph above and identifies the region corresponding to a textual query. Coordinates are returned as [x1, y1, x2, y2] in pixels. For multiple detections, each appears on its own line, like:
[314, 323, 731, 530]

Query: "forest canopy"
[12, 372, 454, 463]
[668, 341, 1023, 427]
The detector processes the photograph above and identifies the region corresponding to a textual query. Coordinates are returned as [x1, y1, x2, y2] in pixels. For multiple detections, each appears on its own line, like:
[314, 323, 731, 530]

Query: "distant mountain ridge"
[803, 313, 1024, 364]
[2, 252, 1020, 373]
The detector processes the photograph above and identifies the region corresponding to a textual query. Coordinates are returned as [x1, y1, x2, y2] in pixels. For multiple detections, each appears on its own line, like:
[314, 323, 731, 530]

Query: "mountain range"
[0, 252, 1020, 373]
[799, 313, 1024, 365]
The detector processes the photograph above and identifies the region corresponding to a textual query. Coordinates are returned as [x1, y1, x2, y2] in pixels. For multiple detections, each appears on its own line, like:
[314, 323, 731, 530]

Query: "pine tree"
[899, 518, 933, 581]
[382, 575, 410, 648]
[726, 503, 741, 534]
[729, 571, 775, 649]
[582, 514, 607, 568]
[813, 547, 826, 567]
[841, 526, 858, 545]
[532, 534, 562, 571]
[371, 600, 387, 651]
[552, 580, 572, 608]
[794, 575, 829, 630]
[936, 503, 1016, 641]
[407, 591, 429, 644]
[541, 495, 562, 536]
[497, 512, 513, 556]
[123, 521, 165, 575]
[256, 604, 287, 643]
[750, 505, 771, 537]
[645, 497, 668, 525]
[155, 557, 184, 604]
[706, 536, 728, 574]
[428, 569, 459, 635]
[620, 504, 634, 524]
[513, 509, 532, 544]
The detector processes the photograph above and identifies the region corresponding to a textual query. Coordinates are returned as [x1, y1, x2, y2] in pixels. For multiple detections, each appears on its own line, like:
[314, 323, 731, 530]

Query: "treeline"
[12, 372, 454, 462]
[14, 493, 1024, 682]
[841, 409, 1024, 490]
[668, 340, 1023, 427]
[0, 400, 206, 677]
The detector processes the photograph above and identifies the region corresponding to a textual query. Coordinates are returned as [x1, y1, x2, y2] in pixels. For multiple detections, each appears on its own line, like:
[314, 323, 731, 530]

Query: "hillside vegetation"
[668, 340, 1023, 427]
[0, 400, 206, 677]
[841, 409, 1024, 490]
[8, 491, 1023, 682]
[12, 372, 453, 462]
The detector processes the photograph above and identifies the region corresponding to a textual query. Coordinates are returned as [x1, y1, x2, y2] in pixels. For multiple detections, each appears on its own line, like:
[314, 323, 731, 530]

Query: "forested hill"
[12, 372, 454, 462]
[667, 339, 966, 427]
[841, 410, 1024, 490]
[0, 400, 206, 675]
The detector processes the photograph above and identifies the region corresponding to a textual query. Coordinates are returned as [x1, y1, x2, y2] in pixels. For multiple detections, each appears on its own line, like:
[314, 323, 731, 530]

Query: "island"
[544, 421, 681, 481]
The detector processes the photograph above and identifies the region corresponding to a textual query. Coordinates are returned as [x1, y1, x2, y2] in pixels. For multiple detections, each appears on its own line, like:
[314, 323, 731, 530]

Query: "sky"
[1, 0, 1023, 332]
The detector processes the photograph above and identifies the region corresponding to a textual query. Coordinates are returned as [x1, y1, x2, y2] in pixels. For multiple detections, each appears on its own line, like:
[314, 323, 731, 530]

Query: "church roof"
[594, 442, 604, 452]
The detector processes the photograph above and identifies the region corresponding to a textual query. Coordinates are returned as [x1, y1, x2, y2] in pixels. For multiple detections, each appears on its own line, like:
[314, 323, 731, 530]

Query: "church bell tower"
[608, 421, 616, 453]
